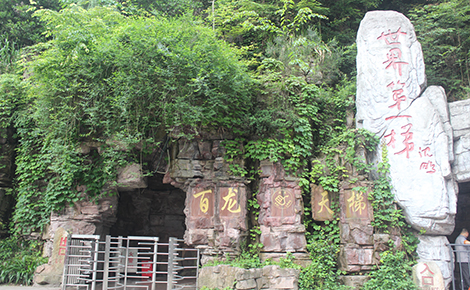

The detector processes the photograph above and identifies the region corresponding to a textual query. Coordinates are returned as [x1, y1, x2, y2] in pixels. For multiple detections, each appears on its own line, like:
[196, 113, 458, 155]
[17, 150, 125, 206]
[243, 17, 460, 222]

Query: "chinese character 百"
[193, 189, 211, 213]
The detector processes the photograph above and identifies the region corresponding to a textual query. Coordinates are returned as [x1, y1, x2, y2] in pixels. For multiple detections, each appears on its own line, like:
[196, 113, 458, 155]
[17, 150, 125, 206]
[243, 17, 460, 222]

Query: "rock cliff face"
[357, 11, 455, 235]
[163, 136, 307, 263]
[356, 10, 470, 286]
[450, 99, 470, 183]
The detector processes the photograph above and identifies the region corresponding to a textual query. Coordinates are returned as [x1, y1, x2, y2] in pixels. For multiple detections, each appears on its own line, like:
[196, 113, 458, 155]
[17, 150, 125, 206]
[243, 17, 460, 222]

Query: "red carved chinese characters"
[418, 147, 435, 174]
[395, 123, 414, 158]
[420, 263, 435, 286]
[387, 81, 407, 110]
[419, 146, 433, 158]
[385, 129, 396, 148]
[383, 48, 408, 76]
[58, 237, 67, 256]
[378, 27, 435, 170]
[377, 27, 407, 45]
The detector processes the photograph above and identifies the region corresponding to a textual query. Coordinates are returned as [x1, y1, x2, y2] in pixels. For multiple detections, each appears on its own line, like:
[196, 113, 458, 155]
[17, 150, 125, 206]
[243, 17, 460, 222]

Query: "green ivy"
[6, 6, 255, 234]
[362, 250, 418, 290]
[0, 236, 47, 285]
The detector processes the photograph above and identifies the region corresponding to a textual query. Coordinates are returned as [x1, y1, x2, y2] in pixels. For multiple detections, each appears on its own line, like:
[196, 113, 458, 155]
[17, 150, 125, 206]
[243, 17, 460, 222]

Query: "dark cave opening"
[110, 173, 186, 242]
[447, 182, 470, 244]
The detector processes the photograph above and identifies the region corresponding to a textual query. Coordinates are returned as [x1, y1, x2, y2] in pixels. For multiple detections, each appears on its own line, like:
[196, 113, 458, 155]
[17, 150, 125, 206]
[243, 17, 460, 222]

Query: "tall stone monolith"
[356, 11, 456, 286]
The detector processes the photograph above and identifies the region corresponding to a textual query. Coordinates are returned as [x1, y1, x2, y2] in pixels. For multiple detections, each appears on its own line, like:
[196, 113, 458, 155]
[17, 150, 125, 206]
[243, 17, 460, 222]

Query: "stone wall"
[163, 138, 249, 262]
[338, 180, 375, 273]
[449, 99, 470, 183]
[257, 161, 307, 258]
[198, 265, 300, 290]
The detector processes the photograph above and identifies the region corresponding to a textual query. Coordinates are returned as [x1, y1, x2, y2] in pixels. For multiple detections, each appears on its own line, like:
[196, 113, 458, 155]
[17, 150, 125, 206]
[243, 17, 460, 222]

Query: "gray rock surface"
[356, 11, 455, 235]
[450, 99, 470, 182]
[412, 261, 445, 290]
[416, 235, 452, 288]
[198, 265, 299, 290]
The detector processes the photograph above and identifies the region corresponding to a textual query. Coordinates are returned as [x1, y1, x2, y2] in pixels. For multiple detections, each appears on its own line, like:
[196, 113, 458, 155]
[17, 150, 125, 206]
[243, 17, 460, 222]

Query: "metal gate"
[448, 243, 470, 290]
[61, 235, 199, 290]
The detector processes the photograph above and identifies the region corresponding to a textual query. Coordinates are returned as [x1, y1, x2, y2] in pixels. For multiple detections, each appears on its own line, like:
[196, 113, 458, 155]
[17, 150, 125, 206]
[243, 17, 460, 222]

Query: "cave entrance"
[110, 173, 186, 243]
[447, 182, 470, 243]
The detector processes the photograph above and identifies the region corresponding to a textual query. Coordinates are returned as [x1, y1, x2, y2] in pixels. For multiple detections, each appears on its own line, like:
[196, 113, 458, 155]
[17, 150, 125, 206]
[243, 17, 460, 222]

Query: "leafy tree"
[410, 0, 470, 101]
[317, 0, 381, 44]
[208, 0, 327, 61]
[0, 0, 61, 47]
[8, 6, 254, 234]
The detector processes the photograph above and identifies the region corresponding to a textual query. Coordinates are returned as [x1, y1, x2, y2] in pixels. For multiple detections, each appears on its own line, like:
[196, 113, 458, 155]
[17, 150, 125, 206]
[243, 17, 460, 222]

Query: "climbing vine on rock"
[7, 6, 254, 234]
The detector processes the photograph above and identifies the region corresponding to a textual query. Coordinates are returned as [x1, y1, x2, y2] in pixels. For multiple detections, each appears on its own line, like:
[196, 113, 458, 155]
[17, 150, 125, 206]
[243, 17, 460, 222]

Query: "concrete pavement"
[0, 287, 60, 290]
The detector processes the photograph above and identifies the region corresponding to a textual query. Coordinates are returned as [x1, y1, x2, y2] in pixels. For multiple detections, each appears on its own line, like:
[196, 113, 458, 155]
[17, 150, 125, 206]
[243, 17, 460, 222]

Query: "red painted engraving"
[385, 115, 412, 121]
[377, 27, 407, 45]
[395, 123, 414, 158]
[383, 48, 408, 76]
[420, 263, 435, 286]
[419, 147, 433, 158]
[387, 81, 407, 110]
[420, 161, 436, 174]
[385, 129, 396, 148]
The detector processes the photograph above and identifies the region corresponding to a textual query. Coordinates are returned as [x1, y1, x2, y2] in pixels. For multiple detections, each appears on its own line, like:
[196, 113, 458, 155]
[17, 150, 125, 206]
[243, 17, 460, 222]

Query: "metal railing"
[448, 243, 470, 290]
[62, 235, 199, 290]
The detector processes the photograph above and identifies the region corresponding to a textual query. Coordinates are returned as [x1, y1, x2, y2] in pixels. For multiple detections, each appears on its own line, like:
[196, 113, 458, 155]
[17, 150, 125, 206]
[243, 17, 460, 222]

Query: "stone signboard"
[34, 227, 69, 286]
[412, 262, 445, 290]
[356, 10, 455, 235]
[344, 189, 370, 220]
[271, 188, 295, 218]
[219, 187, 243, 217]
[311, 184, 334, 221]
[190, 186, 214, 218]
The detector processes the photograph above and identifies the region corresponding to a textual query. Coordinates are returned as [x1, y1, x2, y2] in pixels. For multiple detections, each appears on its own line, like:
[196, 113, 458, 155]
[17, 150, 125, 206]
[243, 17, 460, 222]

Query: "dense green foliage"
[7, 6, 255, 235]
[0, 0, 61, 48]
[0, 236, 47, 285]
[362, 250, 418, 290]
[410, 0, 470, 101]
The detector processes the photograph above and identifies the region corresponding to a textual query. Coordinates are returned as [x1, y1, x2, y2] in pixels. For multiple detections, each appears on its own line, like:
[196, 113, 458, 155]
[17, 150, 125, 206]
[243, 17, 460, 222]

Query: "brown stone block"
[198, 141, 213, 160]
[117, 163, 147, 191]
[340, 185, 374, 224]
[188, 217, 213, 229]
[311, 184, 334, 221]
[177, 139, 201, 159]
[220, 236, 232, 247]
[271, 188, 295, 218]
[259, 160, 274, 178]
[350, 225, 374, 245]
[286, 233, 307, 252]
[260, 233, 281, 252]
[211, 140, 224, 158]
[219, 186, 246, 217]
[188, 185, 215, 218]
